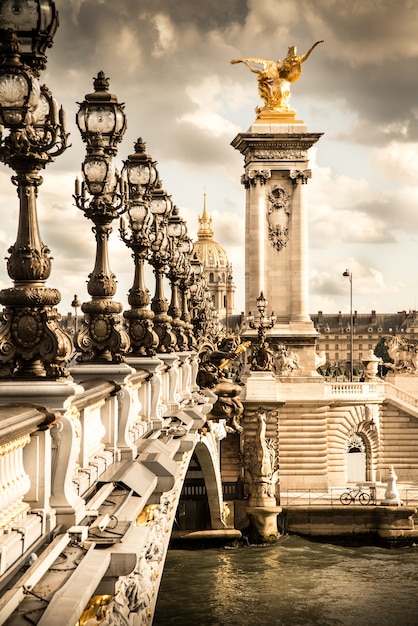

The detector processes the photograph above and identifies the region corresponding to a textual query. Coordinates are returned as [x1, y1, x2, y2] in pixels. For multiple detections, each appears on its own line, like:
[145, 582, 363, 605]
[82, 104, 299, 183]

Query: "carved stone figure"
[384, 336, 418, 373]
[244, 407, 279, 502]
[231, 41, 323, 114]
[275, 343, 303, 376]
[250, 340, 275, 371]
[197, 336, 249, 433]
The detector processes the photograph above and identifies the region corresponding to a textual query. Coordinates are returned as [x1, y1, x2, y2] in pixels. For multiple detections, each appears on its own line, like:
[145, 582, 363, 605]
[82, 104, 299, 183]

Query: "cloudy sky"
[1, 0, 418, 318]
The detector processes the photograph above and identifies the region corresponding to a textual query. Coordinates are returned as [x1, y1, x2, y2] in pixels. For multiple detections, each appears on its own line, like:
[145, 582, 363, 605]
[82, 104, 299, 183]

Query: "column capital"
[241, 168, 271, 188]
[289, 169, 312, 184]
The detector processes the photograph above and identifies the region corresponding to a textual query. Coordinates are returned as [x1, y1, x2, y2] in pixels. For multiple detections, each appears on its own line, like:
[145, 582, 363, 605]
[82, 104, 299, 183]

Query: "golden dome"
[192, 193, 230, 270]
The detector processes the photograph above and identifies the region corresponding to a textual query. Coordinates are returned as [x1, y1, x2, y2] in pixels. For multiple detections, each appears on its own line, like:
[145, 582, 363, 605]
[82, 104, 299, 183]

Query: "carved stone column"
[232, 127, 323, 375]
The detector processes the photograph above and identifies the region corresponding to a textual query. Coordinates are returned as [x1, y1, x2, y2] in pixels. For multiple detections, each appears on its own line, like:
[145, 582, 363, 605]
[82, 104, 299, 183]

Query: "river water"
[154, 535, 418, 626]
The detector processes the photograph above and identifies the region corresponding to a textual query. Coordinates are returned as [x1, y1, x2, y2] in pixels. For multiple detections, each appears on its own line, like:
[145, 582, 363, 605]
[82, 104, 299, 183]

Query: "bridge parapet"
[0, 353, 229, 625]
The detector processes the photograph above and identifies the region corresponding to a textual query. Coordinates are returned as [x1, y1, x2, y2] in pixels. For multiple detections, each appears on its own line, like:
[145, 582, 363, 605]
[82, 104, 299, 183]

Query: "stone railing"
[0, 405, 58, 576]
[383, 381, 418, 414]
[0, 351, 213, 599]
[324, 382, 384, 398]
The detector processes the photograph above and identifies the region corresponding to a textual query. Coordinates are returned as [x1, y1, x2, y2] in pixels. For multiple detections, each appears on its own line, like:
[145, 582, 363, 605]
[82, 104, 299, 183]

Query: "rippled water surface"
[154, 536, 418, 626]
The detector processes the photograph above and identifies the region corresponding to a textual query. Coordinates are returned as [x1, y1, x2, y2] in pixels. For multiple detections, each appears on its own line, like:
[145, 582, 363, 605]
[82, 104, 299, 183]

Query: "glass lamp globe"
[76, 71, 126, 155]
[0, 0, 59, 74]
[123, 138, 158, 197]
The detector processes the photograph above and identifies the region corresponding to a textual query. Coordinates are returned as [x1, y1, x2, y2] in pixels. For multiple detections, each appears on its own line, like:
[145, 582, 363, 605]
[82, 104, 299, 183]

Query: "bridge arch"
[193, 437, 225, 529]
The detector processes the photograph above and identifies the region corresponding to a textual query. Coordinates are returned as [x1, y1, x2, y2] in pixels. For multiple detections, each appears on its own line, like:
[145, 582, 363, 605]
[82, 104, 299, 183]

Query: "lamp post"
[149, 182, 176, 352]
[167, 206, 191, 351]
[74, 72, 130, 363]
[343, 269, 353, 382]
[71, 294, 81, 335]
[247, 292, 276, 372]
[248, 291, 277, 342]
[119, 138, 159, 356]
[0, 10, 73, 379]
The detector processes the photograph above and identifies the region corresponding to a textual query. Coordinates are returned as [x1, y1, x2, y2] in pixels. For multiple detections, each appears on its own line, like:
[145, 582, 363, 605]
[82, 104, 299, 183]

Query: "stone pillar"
[231, 123, 322, 375]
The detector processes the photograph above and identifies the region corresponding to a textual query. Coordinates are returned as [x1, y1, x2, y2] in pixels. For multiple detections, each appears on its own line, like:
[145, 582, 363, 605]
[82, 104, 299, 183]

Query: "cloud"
[2, 0, 418, 317]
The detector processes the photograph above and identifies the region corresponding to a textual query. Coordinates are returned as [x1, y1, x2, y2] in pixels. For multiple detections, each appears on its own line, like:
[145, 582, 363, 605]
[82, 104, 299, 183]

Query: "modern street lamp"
[0, 14, 73, 378]
[343, 269, 353, 382]
[74, 72, 130, 363]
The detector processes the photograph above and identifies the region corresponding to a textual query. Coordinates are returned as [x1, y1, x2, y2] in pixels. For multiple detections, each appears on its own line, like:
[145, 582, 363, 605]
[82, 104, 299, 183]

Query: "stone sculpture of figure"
[250, 340, 275, 371]
[276, 344, 303, 376]
[231, 40, 323, 112]
[384, 336, 418, 373]
[197, 337, 249, 433]
[244, 407, 279, 502]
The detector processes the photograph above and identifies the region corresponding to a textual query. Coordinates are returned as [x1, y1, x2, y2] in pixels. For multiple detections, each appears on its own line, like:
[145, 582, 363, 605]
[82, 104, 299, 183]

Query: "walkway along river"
[154, 535, 418, 626]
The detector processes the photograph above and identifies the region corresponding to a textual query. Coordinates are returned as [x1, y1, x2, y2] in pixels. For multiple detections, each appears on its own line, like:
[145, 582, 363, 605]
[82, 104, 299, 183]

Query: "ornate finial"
[93, 71, 110, 92]
[134, 137, 146, 153]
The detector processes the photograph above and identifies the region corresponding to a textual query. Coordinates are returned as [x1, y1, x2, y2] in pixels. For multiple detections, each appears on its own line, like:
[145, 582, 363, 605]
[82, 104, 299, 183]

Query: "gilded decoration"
[267, 185, 290, 251]
[231, 41, 323, 118]
[0, 433, 30, 456]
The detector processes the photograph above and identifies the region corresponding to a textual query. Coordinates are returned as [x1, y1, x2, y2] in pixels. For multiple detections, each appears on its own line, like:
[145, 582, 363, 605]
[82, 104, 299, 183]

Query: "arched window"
[346, 433, 366, 482]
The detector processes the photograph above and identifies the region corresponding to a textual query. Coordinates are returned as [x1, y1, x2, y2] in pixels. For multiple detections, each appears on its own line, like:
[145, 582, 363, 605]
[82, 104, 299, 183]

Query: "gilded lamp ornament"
[0, 8, 73, 378]
[74, 72, 130, 363]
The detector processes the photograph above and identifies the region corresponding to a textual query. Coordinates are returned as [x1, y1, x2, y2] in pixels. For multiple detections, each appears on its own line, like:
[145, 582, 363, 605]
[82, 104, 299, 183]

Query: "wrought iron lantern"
[0, 30, 40, 127]
[0, 0, 58, 75]
[123, 137, 158, 197]
[76, 71, 126, 156]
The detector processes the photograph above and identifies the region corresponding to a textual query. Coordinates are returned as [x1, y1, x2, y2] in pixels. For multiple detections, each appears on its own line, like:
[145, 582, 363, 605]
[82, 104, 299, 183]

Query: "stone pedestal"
[246, 503, 282, 543]
[232, 120, 322, 375]
[243, 370, 278, 401]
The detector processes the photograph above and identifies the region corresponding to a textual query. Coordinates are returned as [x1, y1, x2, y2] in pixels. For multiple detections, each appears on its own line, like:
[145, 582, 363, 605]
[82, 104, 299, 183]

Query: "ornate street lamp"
[178, 232, 196, 350]
[343, 268, 353, 382]
[149, 182, 176, 352]
[0, 13, 73, 378]
[74, 72, 129, 363]
[166, 206, 190, 351]
[71, 294, 81, 335]
[249, 291, 277, 342]
[119, 138, 159, 356]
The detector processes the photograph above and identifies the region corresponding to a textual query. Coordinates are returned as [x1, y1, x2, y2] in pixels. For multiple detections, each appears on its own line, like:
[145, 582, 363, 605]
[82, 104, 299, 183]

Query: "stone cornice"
[231, 132, 323, 162]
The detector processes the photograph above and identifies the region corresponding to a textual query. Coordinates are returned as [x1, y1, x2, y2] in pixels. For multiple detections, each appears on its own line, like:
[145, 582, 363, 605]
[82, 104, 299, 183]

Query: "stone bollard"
[382, 465, 403, 506]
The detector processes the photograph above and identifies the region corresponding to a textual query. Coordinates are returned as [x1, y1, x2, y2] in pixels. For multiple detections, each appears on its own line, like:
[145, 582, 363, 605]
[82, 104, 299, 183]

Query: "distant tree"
[374, 336, 392, 376]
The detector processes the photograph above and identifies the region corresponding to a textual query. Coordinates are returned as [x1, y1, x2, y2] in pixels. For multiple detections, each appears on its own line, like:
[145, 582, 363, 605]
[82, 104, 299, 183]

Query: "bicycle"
[339, 486, 371, 505]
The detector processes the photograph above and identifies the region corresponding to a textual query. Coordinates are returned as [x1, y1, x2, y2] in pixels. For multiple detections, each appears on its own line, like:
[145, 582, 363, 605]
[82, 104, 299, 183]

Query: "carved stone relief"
[266, 185, 290, 251]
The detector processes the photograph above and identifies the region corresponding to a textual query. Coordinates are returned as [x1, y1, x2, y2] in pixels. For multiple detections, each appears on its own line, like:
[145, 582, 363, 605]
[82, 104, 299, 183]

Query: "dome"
[192, 193, 230, 270]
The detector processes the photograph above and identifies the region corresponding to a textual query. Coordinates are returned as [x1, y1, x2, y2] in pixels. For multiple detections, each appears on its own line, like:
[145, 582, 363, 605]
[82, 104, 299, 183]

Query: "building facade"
[192, 194, 236, 330]
[311, 310, 418, 376]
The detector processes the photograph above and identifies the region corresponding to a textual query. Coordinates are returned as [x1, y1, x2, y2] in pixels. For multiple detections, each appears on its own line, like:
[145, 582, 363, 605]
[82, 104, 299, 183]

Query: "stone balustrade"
[0, 352, 209, 589]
